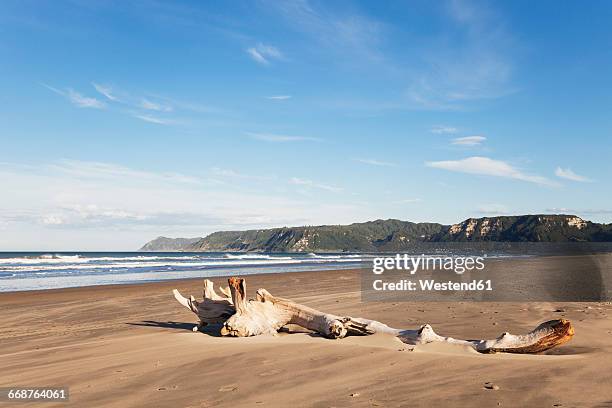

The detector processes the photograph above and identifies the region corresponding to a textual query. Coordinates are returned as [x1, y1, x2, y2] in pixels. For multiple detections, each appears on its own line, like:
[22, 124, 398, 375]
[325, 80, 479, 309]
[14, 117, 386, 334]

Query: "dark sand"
[1, 255, 612, 407]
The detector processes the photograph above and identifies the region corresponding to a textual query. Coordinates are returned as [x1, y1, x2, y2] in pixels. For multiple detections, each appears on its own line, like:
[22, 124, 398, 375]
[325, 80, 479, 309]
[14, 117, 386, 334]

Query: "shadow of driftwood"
[126, 320, 224, 336]
[542, 346, 596, 355]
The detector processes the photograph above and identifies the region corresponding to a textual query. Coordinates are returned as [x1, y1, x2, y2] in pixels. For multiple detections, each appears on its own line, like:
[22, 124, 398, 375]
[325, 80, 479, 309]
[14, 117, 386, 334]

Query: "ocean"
[0, 252, 363, 292]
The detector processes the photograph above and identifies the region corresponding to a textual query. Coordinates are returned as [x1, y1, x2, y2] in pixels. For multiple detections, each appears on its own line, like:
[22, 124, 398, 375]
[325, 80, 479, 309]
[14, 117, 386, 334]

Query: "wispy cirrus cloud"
[266, 95, 292, 100]
[0, 160, 371, 249]
[289, 177, 342, 193]
[354, 158, 396, 167]
[546, 208, 612, 215]
[426, 156, 557, 186]
[245, 132, 320, 142]
[132, 113, 175, 125]
[37, 204, 229, 229]
[210, 167, 274, 182]
[406, 0, 516, 109]
[430, 125, 458, 134]
[392, 198, 422, 204]
[265, 0, 385, 63]
[267, 0, 516, 110]
[555, 167, 592, 183]
[46, 82, 187, 125]
[452, 135, 486, 146]
[140, 98, 173, 112]
[477, 203, 510, 215]
[92, 82, 119, 101]
[49, 159, 202, 184]
[246, 43, 283, 65]
[93, 83, 178, 113]
[66, 90, 106, 109]
[44, 84, 105, 109]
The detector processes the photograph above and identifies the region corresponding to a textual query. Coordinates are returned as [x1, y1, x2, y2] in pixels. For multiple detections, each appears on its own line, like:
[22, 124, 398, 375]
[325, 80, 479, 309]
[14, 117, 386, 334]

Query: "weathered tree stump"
[173, 277, 574, 353]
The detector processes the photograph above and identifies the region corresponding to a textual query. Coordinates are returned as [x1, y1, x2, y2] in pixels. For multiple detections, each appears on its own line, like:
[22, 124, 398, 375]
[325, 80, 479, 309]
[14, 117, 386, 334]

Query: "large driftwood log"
[173, 277, 574, 354]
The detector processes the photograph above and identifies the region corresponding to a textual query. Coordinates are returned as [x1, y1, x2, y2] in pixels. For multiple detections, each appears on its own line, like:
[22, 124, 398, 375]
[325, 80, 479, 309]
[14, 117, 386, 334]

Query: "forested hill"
[139, 215, 612, 252]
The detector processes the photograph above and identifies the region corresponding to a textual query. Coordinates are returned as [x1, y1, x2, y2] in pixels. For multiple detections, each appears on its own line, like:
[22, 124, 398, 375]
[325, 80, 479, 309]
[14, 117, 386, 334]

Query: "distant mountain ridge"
[139, 236, 201, 252]
[432, 215, 612, 242]
[138, 215, 612, 252]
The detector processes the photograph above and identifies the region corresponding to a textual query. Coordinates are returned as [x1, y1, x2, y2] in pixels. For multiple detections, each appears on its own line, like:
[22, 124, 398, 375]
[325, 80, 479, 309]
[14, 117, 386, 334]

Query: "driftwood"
[173, 277, 574, 354]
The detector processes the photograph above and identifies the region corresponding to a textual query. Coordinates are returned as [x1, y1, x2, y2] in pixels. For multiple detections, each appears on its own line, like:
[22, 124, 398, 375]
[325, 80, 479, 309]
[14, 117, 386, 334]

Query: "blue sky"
[1, 0, 611, 250]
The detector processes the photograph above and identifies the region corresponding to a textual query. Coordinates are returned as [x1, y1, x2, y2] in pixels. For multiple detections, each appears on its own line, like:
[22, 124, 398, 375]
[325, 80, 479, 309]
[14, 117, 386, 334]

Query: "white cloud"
[44, 84, 105, 109]
[132, 114, 174, 125]
[67, 90, 106, 108]
[140, 98, 173, 112]
[392, 198, 422, 204]
[555, 167, 592, 183]
[546, 208, 612, 215]
[407, 1, 516, 109]
[40, 204, 221, 228]
[265, 0, 514, 111]
[67, 90, 106, 109]
[430, 125, 458, 134]
[146, 94, 223, 114]
[0, 160, 371, 250]
[354, 158, 396, 167]
[91, 83, 212, 115]
[426, 156, 557, 186]
[49, 159, 202, 185]
[477, 203, 509, 215]
[46, 83, 189, 128]
[246, 43, 283, 65]
[210, 167, 241, 178]
[265, 0, 385, 63]
[42, 215, 64, 225]
[452, 135, 486, 146]
[247, 48, 268, 64]
[246, 132, 320, 142]
[289, 177, 342, 193]
[266, 95, 292, 100]
[210, 167, 274, 181]
[92, 83, 118, 101]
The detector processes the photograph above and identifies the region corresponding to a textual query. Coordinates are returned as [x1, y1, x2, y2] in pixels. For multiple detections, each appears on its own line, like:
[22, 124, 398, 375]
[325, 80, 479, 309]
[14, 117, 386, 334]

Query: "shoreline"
[0, 267, 354, 297]
[1, 251, 608, 295]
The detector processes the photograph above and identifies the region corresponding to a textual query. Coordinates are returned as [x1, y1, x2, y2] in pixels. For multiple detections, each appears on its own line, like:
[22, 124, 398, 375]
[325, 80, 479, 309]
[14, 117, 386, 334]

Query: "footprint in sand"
[483, 382, 500, 390]
[185, 402, 211, 408]
[218, 384, 239, 392]
[259, 369, 282, 377]
[157, 385, 178, 391]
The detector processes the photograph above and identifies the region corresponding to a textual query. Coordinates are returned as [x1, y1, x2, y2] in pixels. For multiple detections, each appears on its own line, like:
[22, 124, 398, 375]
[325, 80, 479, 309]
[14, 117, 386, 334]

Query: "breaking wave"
[0, 251, 363, 291]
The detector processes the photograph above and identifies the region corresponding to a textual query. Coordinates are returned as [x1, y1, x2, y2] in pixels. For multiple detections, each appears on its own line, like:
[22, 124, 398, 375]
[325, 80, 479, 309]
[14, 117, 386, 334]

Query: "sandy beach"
[1, 257, 612, 407]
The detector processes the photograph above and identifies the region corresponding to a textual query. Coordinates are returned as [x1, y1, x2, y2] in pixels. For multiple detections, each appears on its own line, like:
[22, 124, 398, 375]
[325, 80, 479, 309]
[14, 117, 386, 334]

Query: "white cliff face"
[464, 219, 478, 237]
[480, 219, 503, 236]
[566, 216, 587, 229]
[291, 231, 314, 251]
[448, 219, 479, 237]
[449, 223, 463, 234]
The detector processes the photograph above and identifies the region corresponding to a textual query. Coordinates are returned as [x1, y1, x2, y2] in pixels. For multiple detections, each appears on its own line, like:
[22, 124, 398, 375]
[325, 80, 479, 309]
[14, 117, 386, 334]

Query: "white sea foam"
[0, 256, 361, 274]
[225, 254, 273, 259]
[0, 253, 364, 292]
[308, 253, 362, 260]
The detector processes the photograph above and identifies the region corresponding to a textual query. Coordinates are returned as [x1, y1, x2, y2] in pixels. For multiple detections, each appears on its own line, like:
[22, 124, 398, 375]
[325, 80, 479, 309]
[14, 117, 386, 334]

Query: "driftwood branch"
[173, 277, 574, 354]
